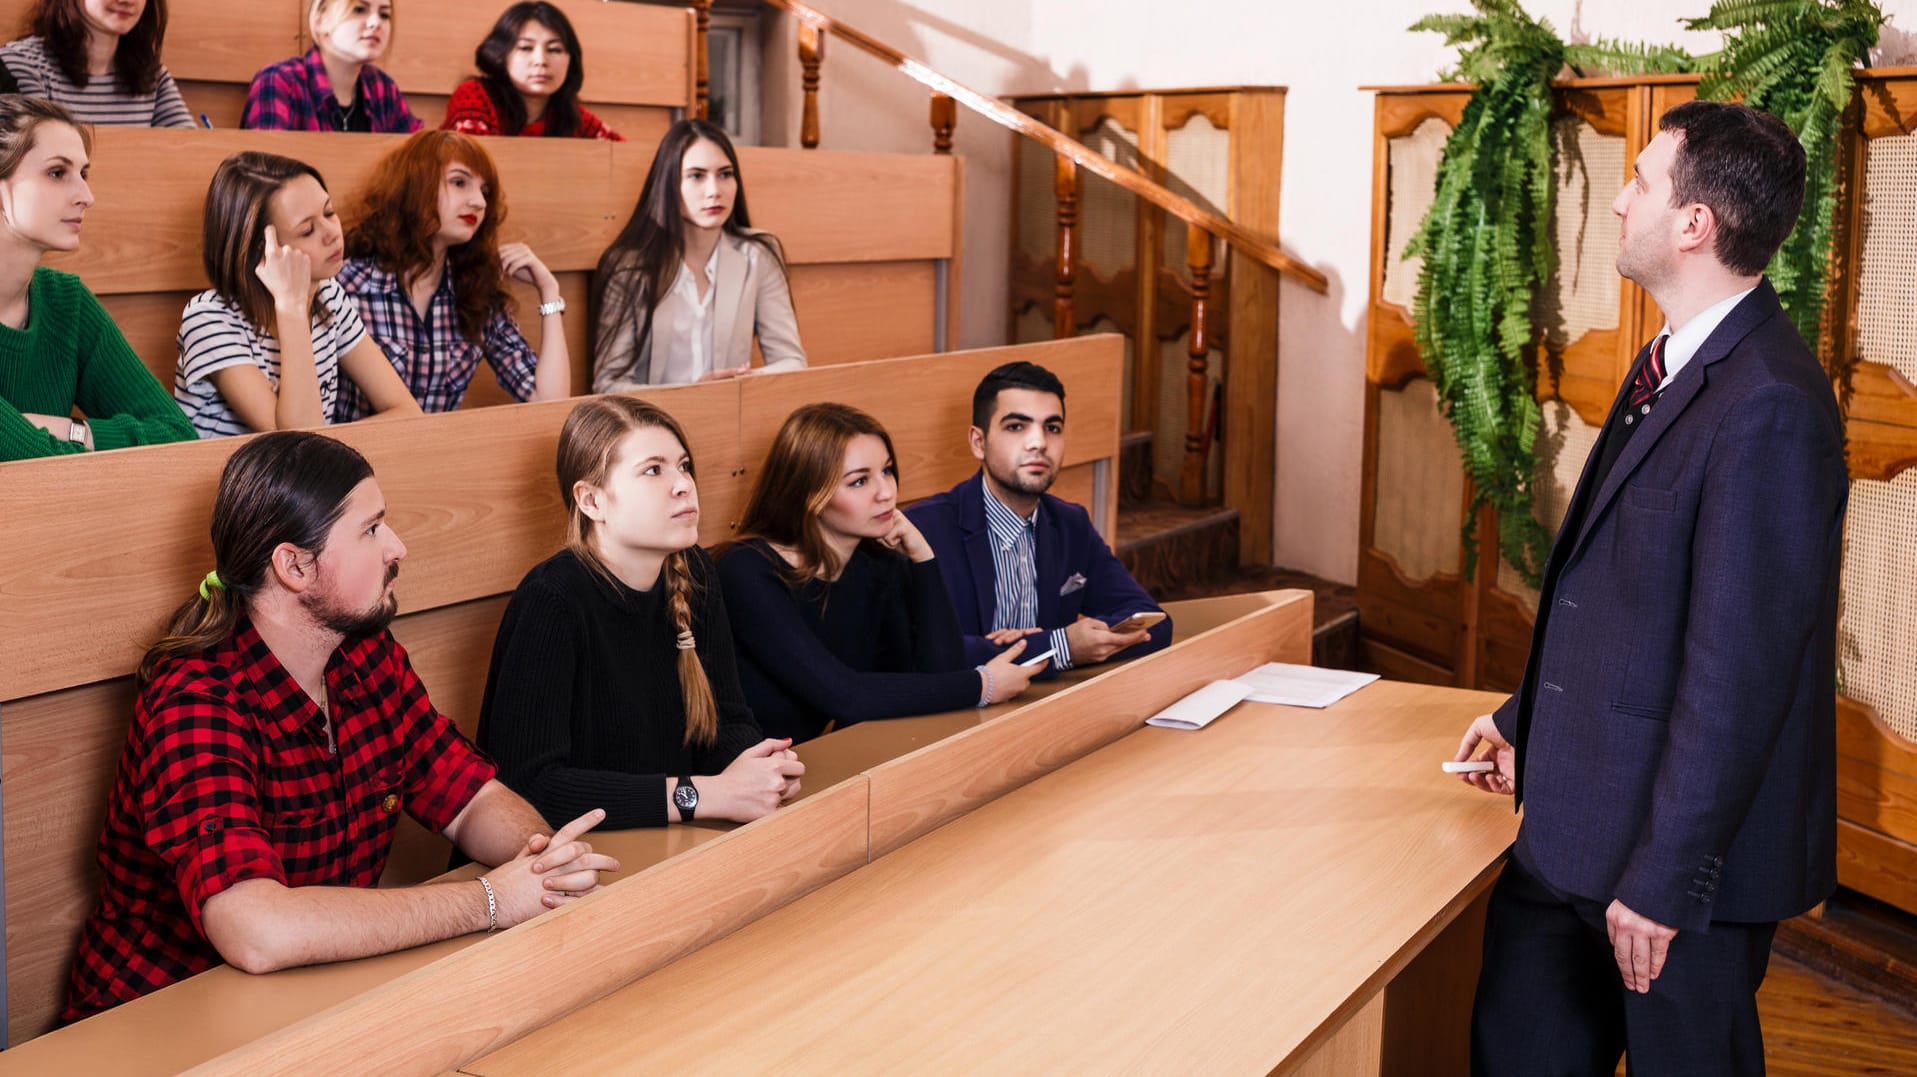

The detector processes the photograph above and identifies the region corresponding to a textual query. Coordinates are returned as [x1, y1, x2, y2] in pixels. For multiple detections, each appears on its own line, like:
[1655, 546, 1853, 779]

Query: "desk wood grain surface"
[461, 680, 1517, 1075]
[0, 593, 1286, 1069]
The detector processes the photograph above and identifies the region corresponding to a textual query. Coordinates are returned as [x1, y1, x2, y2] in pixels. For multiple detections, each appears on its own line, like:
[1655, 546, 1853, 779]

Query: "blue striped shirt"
[981, 484, 1074, 670]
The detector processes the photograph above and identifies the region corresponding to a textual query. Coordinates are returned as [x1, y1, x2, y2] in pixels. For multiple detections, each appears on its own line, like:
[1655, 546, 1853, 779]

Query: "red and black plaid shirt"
[62, 619, 494, 1022]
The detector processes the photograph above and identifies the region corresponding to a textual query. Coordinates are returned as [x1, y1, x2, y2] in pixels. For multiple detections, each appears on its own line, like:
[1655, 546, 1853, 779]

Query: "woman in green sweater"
[0, 95, 192, 460]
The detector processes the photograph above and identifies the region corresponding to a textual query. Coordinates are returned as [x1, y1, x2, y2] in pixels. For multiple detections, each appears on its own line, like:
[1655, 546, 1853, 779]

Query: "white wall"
[760, 0, 1917, 584]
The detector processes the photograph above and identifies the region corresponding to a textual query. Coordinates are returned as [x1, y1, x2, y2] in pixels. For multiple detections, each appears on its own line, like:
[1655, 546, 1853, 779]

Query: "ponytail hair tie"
[198, 570, 224, 601]
[675, 629, 697, 652]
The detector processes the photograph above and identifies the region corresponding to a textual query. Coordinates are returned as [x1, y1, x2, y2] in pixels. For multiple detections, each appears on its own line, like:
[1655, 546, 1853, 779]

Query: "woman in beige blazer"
[592, 119, 805, 390]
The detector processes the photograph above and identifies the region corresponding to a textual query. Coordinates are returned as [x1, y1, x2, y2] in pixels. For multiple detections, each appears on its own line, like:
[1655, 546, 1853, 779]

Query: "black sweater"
[476, 548, 762, 829]
[717, 539, 979, 741]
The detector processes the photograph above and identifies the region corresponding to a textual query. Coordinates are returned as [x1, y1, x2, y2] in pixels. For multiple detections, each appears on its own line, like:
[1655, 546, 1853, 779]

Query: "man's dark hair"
[137, 433, 373, 685]
[971, 361, 1066, 429]
[1658, 101, 1806, 276]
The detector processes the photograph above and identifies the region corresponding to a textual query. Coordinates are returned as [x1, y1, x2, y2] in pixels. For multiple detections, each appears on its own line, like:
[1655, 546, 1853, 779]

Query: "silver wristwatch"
[67, 419, 88, 445]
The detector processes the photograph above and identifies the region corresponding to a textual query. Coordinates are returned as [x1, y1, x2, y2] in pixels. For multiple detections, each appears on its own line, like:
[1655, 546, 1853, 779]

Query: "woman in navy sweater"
[718, 402, 1045, 742]
[478, 396, 802, 828]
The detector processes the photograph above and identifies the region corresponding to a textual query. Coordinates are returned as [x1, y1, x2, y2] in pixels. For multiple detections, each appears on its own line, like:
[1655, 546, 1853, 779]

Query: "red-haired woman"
[336, 129, 569, 416]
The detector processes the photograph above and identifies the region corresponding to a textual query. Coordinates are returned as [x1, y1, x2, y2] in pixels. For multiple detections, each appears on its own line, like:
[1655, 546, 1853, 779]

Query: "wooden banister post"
[693, 0, 712, 120]
[1053, 154, 1079, 338]
[930, 93, 957, 154]
[1180, 223, 1214, 505]
[799, 22, 825, 149]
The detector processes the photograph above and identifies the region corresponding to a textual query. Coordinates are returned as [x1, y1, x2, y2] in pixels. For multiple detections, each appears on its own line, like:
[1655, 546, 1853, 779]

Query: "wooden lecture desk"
[3, 590, 1525, 1065]
[455, 678, 1517, 1076]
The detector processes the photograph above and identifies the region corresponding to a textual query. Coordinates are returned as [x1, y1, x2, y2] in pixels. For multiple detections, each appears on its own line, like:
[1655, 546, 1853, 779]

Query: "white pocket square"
[1059, 573, 1087, 596]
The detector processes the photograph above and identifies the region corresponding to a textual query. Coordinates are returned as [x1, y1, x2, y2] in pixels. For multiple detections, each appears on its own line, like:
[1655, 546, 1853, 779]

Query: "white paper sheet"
[1229, 663, 1379, 708]
[1144, 679, 1255, 730]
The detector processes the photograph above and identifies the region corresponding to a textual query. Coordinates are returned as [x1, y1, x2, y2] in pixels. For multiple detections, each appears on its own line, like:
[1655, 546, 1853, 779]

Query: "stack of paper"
[1230, 663, 1379, 708]
[1144, 679, 1254, 730]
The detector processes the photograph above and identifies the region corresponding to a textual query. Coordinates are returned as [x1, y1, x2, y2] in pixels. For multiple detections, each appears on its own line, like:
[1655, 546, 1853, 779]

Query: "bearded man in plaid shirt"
[63, 432, 617, 1021]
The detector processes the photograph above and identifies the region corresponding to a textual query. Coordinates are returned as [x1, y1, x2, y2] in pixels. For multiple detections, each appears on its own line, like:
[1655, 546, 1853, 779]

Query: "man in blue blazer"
[907, 361, 1171, 673]
[1454, 102, 1847, 1075]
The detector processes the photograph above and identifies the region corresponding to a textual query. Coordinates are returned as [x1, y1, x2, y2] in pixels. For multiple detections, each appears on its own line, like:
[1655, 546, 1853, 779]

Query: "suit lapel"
[1035, 497, 1064, 629]
[712, 236, 748, 367]
[959, 474, 1000, 632]
[1564, 281, 1779, 561]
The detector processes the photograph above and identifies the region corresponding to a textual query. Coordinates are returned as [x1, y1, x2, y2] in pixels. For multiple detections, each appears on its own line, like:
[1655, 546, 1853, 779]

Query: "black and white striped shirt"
[981, 484, 1075, 670]
[173, 282, 366, 438]
[0, 36, 193, 128]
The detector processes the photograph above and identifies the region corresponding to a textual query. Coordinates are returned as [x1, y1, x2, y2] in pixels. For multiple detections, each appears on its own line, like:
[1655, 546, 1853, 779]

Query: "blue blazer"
[1494, 280, 1847, 934]
[906, 471, 1172, 668]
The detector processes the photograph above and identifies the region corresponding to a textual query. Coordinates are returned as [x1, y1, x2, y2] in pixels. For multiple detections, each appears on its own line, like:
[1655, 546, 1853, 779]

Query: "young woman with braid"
[476, 396, 802, 830]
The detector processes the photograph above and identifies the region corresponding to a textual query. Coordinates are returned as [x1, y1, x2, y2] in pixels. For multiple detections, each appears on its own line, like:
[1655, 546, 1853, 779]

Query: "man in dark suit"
[1454, 102, 1848, 1075]
[907, 361, 1171, 673]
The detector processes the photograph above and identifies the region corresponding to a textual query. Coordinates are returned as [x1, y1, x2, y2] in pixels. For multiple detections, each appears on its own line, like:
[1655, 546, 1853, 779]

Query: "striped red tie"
[1629, 335, 1669, 408]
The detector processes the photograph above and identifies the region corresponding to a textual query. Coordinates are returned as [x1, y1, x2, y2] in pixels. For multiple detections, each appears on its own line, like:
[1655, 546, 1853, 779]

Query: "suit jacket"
[906, 471, 1172, 669]
[591, 228, 806, 391]
[1494, 280, 1846, 933]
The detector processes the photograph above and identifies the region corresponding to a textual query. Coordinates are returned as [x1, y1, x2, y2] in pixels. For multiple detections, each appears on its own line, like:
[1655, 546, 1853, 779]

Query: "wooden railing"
[712, 0, 1329, 506]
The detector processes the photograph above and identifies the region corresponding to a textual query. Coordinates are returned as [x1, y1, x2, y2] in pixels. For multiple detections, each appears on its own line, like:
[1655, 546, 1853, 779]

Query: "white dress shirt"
[1654, 284, 1758, 391]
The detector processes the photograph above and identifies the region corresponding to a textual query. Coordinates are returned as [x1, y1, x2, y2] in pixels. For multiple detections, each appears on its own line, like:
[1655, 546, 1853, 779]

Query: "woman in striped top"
[0, 0, 193, 128]
[441, 3, 621, 141]
[174, 152, 420, 438]
[0, 96, 192, 459]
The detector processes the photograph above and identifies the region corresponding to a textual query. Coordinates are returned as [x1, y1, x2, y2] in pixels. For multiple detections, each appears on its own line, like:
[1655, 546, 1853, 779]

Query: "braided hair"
[556, 396, 717, 746]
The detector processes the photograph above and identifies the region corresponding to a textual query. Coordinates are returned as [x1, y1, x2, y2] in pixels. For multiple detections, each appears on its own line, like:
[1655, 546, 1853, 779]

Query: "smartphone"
[1019, 648, 1057, 668]
[1108, 611, 1166, 633]
[1441, 760, 1497, 773]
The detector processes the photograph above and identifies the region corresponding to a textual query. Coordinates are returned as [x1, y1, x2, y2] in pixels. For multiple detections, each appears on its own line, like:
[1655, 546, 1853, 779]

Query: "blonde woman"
[477, 396, 801, 829]
[243, 0, 421, 133]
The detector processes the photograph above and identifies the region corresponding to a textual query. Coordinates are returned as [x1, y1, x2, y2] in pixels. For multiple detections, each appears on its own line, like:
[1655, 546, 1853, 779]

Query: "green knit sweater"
[0, 266, 194, 460]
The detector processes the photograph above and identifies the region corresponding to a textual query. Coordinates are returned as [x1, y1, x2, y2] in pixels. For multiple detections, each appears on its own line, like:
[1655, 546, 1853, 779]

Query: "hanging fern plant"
[1686, 0, 1884, 356]
[1403, 0, 1566, 587]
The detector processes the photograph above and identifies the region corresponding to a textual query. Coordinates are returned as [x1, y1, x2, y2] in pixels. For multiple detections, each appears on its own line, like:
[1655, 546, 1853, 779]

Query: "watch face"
[673, 782, 698, 810]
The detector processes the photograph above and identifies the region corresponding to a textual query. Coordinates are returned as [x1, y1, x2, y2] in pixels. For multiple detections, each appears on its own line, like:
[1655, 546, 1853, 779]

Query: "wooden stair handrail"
[758, 0, 1329, 294]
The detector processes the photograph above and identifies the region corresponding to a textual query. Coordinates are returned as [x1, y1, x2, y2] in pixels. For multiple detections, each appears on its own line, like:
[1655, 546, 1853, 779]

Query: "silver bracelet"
[478, 876, 498, 932]
[976, 664, 993, 708]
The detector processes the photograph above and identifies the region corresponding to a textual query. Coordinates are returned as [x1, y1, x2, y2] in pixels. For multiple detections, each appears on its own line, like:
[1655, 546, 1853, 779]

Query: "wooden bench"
[0, 335, 1120, 1044]
[0, 0, 692, 136]
[36, 127, 961, 408]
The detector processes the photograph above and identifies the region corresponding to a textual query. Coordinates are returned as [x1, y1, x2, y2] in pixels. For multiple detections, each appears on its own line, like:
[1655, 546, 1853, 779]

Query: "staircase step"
[1775, 889, 1917, 1018]
[1118, 430, 1154, 508]
[1116, 501, 1239, 597]
[1154, 565, 1363, 670]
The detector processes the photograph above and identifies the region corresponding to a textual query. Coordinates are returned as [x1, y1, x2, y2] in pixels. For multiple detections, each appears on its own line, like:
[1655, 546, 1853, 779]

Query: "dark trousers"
[1471, 853, 1778, 1077]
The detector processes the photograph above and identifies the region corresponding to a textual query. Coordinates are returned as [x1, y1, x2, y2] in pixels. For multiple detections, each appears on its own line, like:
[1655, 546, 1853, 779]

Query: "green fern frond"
[1564, 37, 1696, 76]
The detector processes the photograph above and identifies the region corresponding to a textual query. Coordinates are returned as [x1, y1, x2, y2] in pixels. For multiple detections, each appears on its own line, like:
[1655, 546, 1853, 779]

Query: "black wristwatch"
[673, 776, 699, 822]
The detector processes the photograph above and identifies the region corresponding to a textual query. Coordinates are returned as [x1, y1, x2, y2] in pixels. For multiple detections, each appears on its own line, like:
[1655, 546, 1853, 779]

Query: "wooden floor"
[1757, 956, 1917, 1076]
[1608, 954, 1917, 1074]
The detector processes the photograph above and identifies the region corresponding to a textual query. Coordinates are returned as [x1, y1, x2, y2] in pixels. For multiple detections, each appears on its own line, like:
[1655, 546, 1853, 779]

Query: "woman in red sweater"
[440, 2, 621, 141]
